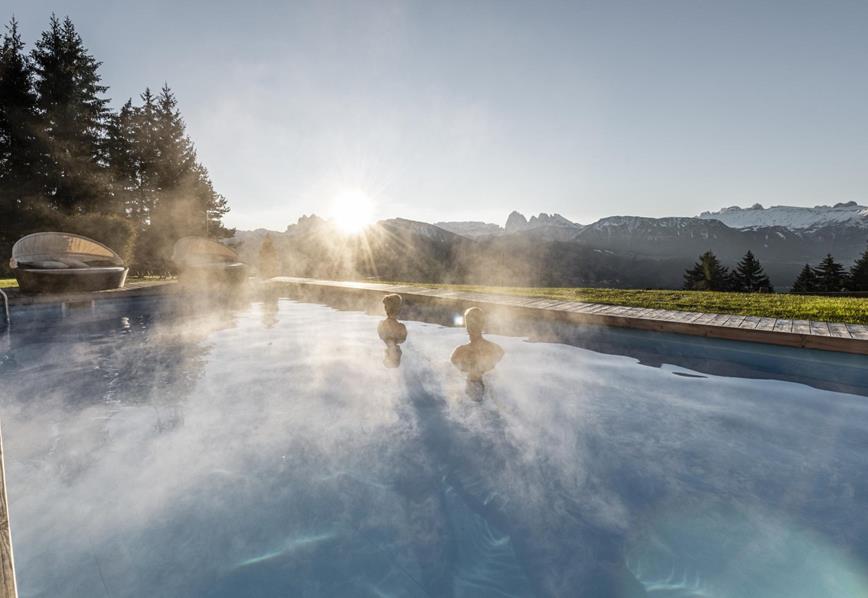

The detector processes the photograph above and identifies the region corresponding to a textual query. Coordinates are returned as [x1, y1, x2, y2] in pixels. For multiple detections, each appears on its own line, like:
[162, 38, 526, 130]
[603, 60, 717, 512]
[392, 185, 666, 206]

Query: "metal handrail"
[0, 289, 8, 329]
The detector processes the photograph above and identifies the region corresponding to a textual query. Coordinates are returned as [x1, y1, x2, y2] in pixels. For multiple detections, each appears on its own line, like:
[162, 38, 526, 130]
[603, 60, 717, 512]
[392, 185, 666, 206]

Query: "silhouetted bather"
[451, 307, 504, 400]
[377, 294, 408, 368]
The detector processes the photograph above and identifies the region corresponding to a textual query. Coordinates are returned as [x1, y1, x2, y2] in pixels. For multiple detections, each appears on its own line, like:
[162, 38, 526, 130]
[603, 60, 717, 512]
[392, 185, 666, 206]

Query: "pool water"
[1, 295, 867, 597]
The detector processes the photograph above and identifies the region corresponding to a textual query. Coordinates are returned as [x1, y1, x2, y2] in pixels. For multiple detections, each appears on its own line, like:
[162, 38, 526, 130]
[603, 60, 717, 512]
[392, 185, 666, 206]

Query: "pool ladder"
[0, 289, 8, 329]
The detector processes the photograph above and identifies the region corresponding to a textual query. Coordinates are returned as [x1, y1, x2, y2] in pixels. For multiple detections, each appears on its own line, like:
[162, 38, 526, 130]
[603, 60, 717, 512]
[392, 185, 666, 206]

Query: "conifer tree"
[813, 254, 847, 292]
[105, 99, 138, 217]
[152, 84, 229, 237]
[133, 87, 160, 225]
[730, 250, 773, 292]
[847, 243, 868, 292]
[0, 18, 43, 218]
[683, 250, 731, 291]
[129, 84, 231, 272]
[790, 264, 817, 293]
[31, 15, 111, 212]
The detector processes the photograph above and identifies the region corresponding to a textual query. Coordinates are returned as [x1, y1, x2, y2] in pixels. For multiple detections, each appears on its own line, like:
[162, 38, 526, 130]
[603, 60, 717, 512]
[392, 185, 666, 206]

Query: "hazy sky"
[8, 1, 868, 230]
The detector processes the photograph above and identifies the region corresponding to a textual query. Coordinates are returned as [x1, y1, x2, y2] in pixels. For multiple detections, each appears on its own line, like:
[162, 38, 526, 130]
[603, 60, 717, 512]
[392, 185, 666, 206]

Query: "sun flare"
[330, 189, 376, 234]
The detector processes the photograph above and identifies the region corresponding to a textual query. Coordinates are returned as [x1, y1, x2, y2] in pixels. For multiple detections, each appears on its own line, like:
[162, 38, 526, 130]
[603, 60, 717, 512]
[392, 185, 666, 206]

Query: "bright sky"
[8, 1, 868, 230]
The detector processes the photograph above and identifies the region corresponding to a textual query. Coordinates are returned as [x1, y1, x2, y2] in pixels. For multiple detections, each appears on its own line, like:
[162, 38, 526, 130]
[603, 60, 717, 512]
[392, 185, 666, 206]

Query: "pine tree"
[31, 15, 111, 213]
[847, 243, 868, 292]
[683, 251, 731, 291]
[730, 250, 773, 292]
[790, 264, 817, 293]
[813, 254, 847, 292]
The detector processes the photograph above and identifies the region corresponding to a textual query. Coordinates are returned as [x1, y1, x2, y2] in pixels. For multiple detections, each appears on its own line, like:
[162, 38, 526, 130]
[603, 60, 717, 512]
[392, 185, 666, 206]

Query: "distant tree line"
[0, 15, 231, 275]
[684, 245, 868, 293]
[791, 249, 868, 293]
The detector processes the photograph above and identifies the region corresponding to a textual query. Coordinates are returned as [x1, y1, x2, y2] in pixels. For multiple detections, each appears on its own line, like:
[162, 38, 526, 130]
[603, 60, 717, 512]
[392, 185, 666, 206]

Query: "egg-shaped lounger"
[10, 232, 128, 294]
[171, 236, 248, 286]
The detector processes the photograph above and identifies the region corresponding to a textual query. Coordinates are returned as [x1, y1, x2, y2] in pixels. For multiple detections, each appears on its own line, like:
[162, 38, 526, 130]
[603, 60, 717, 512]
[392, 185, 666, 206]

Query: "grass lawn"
[390, 282, 868, 325]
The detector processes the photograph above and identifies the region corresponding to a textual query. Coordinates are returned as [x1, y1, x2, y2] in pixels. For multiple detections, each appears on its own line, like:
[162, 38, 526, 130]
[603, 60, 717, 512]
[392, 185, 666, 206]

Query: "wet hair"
[383, 293, 403, 317]
[464, 306, 485, 336]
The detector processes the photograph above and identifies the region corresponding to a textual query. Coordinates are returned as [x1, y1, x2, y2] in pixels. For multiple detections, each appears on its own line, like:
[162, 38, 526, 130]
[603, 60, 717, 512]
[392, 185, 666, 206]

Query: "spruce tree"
[152, 84, 229, 238]
[131, 84, 231, 272]
[813, 254, 847, 292]
[730, 250, 773, 292]
[790, 264, 817, 293]
[31, 15, 111, 213]
[105, 99, 138, 218]
[683, 251, 730, 291]
[0, 19, 43, 218]
[847, 243, 868, 292]
[154, 83, 195, 189]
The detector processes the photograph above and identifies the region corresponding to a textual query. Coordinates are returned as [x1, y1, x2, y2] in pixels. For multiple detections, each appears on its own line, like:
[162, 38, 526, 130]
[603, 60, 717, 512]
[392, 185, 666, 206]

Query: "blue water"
[1, 294, 867, 597]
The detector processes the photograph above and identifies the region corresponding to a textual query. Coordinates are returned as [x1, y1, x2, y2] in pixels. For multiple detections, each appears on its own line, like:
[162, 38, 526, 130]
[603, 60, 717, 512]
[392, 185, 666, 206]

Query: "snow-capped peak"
[698, 202, 868, 230]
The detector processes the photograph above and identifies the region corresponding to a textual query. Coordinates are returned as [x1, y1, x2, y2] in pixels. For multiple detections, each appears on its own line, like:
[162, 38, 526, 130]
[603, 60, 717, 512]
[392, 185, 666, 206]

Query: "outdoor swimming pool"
[1, 293, 867, 597]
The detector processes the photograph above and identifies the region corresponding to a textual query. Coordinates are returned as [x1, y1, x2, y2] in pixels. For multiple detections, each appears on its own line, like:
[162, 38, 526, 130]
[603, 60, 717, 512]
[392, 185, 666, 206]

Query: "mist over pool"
[2, 296, 867, 597]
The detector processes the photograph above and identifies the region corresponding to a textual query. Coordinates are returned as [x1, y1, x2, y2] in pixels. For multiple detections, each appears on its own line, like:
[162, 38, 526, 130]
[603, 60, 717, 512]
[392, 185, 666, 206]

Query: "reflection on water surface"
[1, 296, 867, 597]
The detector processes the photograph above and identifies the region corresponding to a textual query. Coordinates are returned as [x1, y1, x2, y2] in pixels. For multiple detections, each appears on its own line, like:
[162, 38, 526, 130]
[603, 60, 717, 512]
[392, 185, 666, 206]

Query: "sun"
[330, 189, 376, 234]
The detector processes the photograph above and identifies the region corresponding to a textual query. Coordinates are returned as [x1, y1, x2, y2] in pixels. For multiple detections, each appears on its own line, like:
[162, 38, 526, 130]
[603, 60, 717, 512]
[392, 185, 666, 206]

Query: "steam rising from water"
[1, 298, 867, 597]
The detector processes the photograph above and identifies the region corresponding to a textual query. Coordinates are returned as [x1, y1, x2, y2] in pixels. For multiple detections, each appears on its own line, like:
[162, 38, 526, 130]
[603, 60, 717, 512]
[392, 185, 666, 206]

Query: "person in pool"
[378, 293, 408, 367]
[450, 306, 504, 400]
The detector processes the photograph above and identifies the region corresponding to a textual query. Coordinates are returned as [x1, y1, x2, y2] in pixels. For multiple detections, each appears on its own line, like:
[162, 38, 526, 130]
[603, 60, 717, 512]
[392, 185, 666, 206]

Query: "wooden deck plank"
[708, 314, 732, 326]
[754, 317, 777, 331]
[809, 321, 832, 336]
[580, 304, 609, 314]
[791, 320, 812, 335]
[846, 324, 868, 340]
[828, 323, 852, 339]
[724, 315, 747, 328]
[740, 316, 761, 329]
[564, 302, 596, 313]
[773, 319, 793, 333]
[666, 311, 693, 323]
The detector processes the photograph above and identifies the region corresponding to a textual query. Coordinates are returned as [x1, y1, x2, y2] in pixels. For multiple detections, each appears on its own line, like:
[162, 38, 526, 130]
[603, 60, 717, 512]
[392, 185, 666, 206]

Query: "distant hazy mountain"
[233, 204, 868, 289]
[434, 221, 502, 238]
[438, 211, 582, 241]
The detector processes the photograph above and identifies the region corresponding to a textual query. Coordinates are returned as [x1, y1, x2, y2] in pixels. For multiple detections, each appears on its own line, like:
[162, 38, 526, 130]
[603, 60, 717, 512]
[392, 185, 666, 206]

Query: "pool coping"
[268, 277, 868, 356]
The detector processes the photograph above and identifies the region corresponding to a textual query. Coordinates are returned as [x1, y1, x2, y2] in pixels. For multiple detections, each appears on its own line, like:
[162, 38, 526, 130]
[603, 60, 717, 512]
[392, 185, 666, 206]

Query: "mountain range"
[232, 203, 868, 289]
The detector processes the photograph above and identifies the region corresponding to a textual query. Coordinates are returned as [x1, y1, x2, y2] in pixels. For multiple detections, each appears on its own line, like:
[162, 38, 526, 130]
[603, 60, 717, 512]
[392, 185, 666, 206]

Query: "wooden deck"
[270, 277, 868, 355]
[0, 423, 17, 598]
